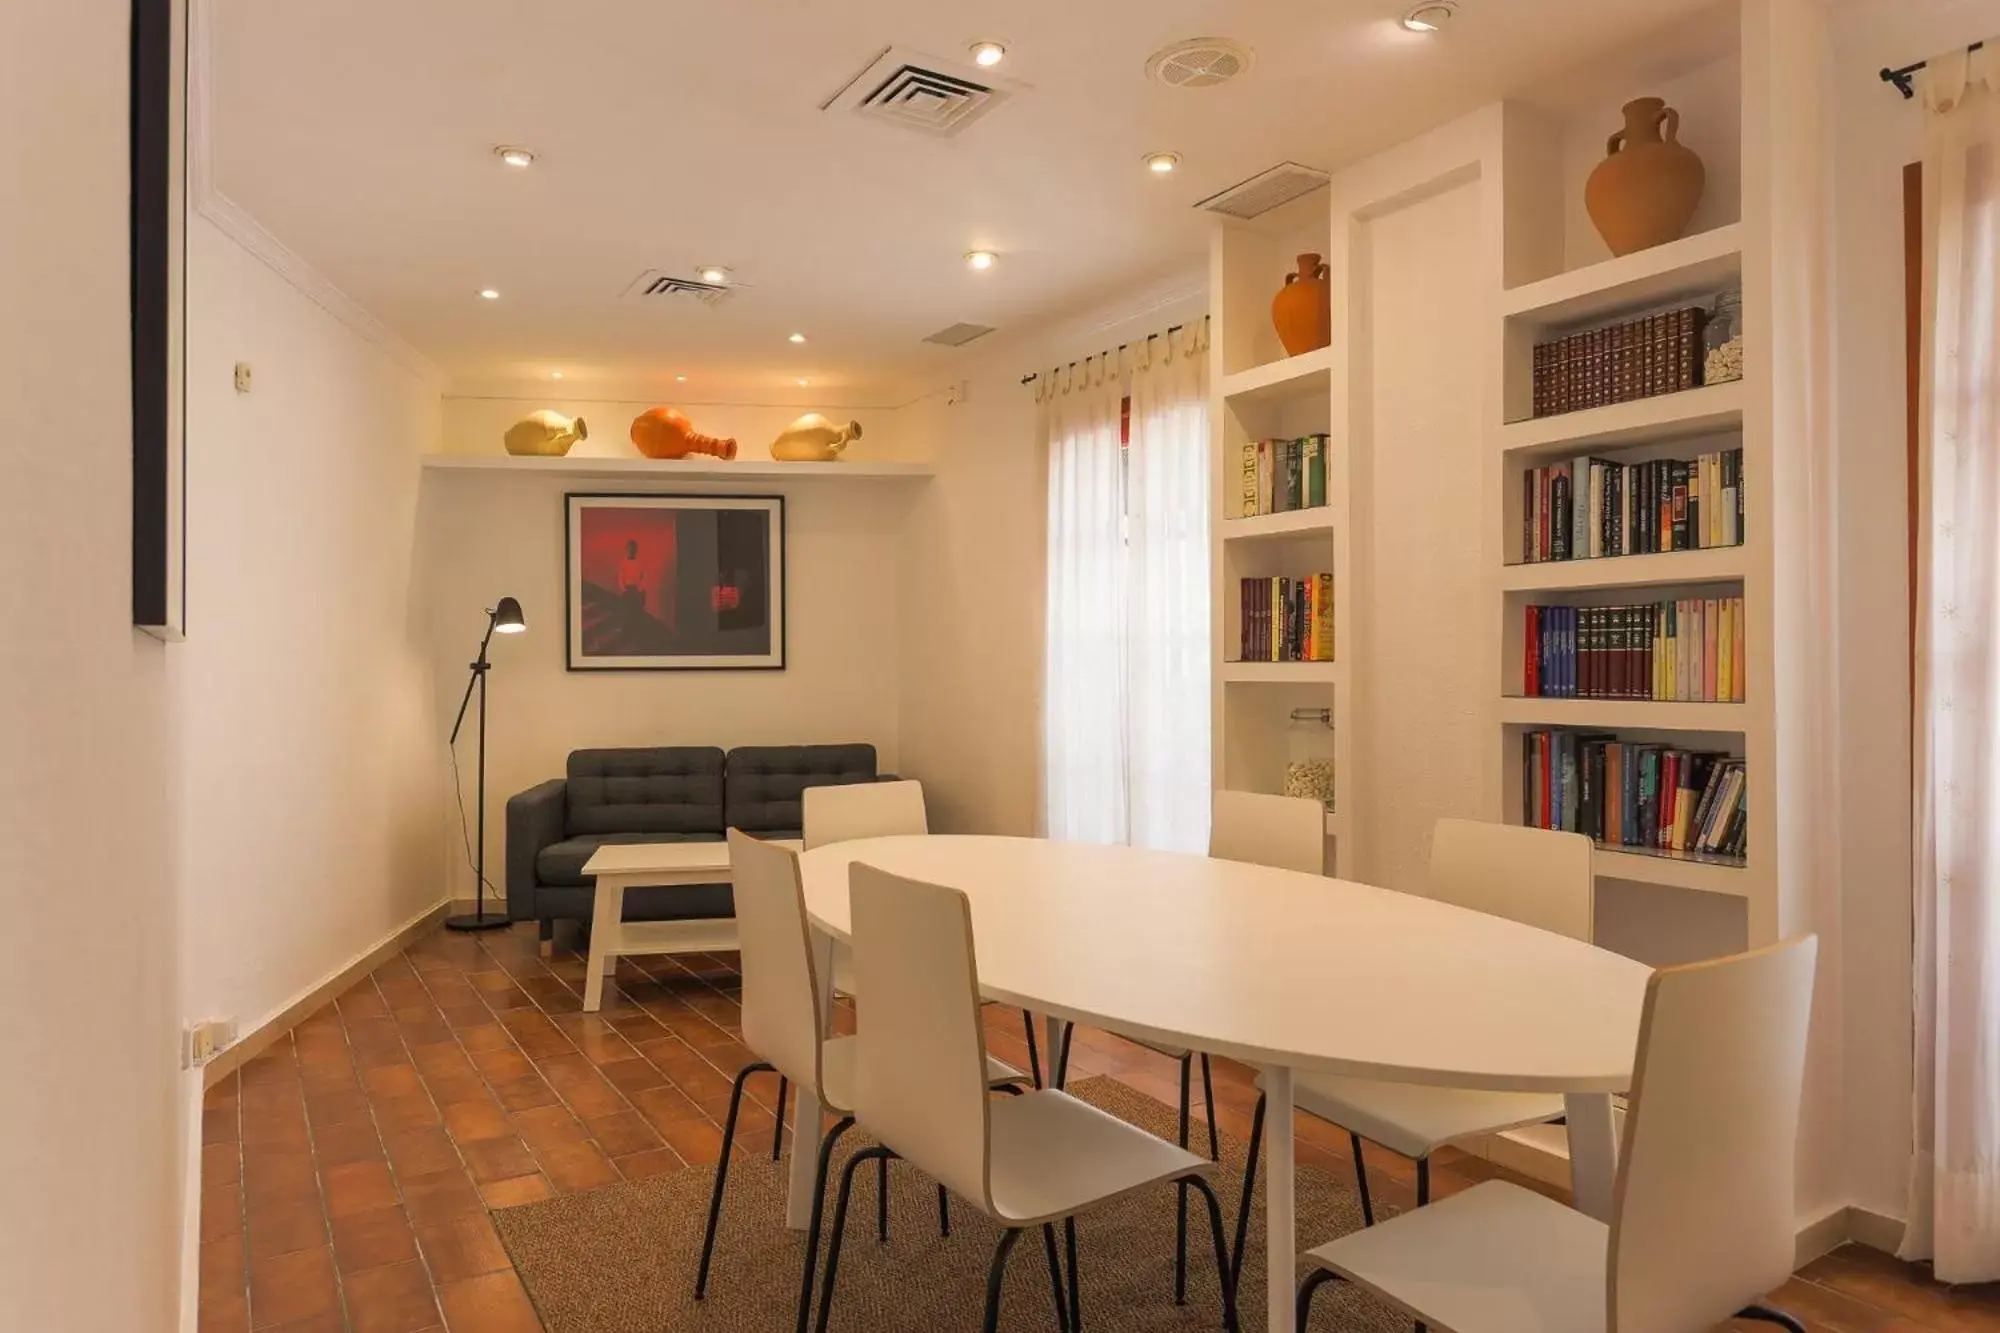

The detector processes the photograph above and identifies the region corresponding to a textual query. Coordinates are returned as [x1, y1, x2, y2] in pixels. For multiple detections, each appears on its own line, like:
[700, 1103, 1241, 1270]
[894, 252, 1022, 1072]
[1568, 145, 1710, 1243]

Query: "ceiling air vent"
[923, 322, 995, 347]
[1194, 162, 1331, 220]
[824, 46, 1006, 137]
[1146, 38, 1253, 89]
[621, 271, 735, 307]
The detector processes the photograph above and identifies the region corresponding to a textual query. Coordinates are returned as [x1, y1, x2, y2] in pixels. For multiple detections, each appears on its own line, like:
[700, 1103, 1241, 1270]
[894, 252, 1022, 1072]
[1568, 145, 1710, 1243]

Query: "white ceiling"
[211, 0, 1724, 403]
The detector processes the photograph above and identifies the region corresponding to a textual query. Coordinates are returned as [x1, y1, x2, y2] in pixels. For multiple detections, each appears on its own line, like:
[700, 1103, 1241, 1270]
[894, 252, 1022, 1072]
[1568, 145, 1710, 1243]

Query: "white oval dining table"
[792, 834, 1652, 1333]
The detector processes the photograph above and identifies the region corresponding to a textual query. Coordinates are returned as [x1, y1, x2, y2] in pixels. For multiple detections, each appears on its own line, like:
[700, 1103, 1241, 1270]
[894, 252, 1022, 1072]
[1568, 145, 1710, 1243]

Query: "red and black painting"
[565, 494, 784, 670]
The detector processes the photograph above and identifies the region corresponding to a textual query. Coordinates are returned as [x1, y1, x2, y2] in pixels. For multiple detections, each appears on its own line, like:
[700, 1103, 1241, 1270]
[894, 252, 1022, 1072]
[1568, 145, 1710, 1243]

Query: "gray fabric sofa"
[504, 743, 886, 938]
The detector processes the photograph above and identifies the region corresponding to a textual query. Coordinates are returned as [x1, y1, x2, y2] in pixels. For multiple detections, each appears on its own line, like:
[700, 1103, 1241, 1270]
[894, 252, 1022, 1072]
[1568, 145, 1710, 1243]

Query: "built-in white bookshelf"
[1208, 189, 1349, 875]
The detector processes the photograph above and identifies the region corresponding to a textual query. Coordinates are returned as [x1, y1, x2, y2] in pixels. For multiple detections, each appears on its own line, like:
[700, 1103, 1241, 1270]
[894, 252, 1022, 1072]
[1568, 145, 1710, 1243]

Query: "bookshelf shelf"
[1501, 381, 1746, 461]
[420, 454, 934, 481]
[1593, 846, 1751, 898]
[1222, 508, 1337, 540]
[1498, 698, 1747, 730]
[1325, 810, 1348, 839]
[1220, 660, 1344, 685]
[1501, 223, 1743, 326]
[1499, 546, 1747, 593]
[1219, 346, 1337, 410]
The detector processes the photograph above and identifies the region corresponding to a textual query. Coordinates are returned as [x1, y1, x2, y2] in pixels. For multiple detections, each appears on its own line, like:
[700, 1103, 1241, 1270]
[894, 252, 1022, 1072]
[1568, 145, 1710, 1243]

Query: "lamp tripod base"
[445, 911, 512, 933]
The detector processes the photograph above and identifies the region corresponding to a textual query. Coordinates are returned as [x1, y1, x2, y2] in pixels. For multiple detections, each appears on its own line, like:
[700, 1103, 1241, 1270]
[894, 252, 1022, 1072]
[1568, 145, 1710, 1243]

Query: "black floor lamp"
[448, 596, 525, 932]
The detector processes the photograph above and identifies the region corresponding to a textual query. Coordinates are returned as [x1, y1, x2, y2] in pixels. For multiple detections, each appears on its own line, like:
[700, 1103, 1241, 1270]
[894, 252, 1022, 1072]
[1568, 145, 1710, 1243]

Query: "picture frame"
[131, 0, 189, 640]
[564, 493, 787, 671]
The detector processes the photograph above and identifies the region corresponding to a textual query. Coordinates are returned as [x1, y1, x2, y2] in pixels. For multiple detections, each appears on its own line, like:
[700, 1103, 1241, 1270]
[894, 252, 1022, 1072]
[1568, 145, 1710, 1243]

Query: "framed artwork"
[131, 0, 189, 639]
[565, 494, 787, 671]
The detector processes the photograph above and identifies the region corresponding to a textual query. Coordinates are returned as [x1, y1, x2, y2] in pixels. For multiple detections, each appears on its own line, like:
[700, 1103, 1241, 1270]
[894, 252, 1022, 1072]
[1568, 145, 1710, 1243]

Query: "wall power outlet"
[185, 1018, 237, 1068]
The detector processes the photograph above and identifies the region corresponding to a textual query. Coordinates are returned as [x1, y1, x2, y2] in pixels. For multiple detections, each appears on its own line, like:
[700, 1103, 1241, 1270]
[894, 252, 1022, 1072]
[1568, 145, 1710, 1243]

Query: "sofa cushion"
[567, 747, 725, 836]
[536, 882, 735, 924]
[725, 744, 878, 833]
[535, 831, 726, 887]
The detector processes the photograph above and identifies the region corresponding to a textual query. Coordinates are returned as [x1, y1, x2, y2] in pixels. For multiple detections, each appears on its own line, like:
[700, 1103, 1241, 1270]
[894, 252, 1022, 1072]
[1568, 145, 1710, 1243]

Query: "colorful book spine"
[1521, 596, 1744, 702]
[1521, 729, 1746, 858]
[1517, 447, 1744, 563]
[1237, 572, 1336, 662]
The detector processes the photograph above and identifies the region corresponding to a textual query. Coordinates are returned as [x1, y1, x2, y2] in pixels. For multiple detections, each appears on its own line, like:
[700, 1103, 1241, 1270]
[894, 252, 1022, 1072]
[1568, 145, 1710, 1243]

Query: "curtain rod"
[1018, 316, 1206, 386]
[1881, 40, 1985, 98]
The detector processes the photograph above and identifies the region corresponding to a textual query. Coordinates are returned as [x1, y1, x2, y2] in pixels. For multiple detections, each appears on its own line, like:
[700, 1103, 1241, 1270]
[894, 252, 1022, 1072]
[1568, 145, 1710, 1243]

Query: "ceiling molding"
[185, 0, 442, 388]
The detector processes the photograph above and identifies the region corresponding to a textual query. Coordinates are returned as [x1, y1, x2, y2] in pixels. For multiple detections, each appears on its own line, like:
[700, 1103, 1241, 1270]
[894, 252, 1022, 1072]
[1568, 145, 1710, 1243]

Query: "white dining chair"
[1233, 816, 1592, 1275]
[1293, 936, 1818, 1333]
[814, 863, 1240, 1333]
[697, 831, 1021, 1333]
[1053, 789, 1325, 1303]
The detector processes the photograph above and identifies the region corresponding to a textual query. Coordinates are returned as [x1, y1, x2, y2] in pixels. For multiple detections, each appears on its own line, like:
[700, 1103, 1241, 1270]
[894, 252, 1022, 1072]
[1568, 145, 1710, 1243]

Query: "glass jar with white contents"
[1283, 707, 1336, 809]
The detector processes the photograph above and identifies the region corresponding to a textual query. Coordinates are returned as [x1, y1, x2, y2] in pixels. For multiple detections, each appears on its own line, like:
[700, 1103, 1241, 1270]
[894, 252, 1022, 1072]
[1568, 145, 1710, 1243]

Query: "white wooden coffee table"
[579, 839, 800, 1011]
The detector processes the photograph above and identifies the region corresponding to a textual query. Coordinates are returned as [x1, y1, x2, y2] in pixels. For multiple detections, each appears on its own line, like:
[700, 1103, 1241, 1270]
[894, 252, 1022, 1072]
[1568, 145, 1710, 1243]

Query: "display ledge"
[1502, 223, 1742, 326]
[1593, 844, 1749, 897]
[1219, 660, 1344, 684]
[1498, 697, 1746, 731]
[1218, 345, 1336, 411]
[421, 454, 935, 480]
[1501, 380, 1746, 461]
[1222, 507, 1336, 540]
[1499, 545, 1747, 593]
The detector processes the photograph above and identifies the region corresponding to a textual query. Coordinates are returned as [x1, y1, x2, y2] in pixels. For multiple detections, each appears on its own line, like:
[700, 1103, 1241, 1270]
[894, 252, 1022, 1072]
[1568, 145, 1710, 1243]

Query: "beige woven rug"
[493, 1077, 1404, 1332]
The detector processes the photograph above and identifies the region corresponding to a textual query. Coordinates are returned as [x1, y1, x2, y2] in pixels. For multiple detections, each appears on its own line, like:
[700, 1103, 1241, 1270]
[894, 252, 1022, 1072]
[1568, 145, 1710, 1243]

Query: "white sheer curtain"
[1042, 360, 1129, 844]
[1126, 336, 1213, 853]
[1904, 40, 2000, 1284]
[1042, 327, 1212, 850]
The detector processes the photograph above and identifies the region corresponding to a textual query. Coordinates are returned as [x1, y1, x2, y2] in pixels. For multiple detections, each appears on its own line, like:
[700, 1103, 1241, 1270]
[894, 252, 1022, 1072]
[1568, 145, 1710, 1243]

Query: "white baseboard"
[199, 897, 451, 1088]
[1846, 1204, 1907, 1255]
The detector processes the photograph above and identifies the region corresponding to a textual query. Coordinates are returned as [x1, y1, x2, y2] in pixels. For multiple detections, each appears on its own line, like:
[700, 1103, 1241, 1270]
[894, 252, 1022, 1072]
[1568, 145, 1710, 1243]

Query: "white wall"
[176, 214, 446, 1034]
[895, 278, 1208, 836]
[1826, 0, 1997, 1233]
[1351, 178, 1494, 893]
[418, 470, 917, 894]
[0, 4, 182, 1328]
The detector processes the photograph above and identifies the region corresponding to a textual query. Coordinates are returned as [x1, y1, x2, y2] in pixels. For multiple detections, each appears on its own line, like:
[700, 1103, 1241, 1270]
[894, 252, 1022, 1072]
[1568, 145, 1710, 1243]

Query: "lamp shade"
[492, 596, 526, 633]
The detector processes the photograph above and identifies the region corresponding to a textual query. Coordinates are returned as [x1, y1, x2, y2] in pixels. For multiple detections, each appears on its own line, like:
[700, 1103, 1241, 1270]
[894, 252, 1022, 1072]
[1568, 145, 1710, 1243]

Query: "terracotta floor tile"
[614, 1146, 684, 1180]
[507, 1105, 588, 1152]
[322, 1159, 400, 1217]
[245, 1200, 328, 1260]
[399, 1168, 485, 1227]
[243, 1152, 321, 1212]
[330, 1203, 420, 1275]
[198, 1290, 250, 1333]
[310, 1118, 386, 1169]
[201, 1236, 246, 1297]
[303, 1089, 373, 1128]
[491, 1075, 562, 1113]
[342, 1258, 443, 1333]
[597, 1057, 668, 1095]
[441, 1097, 512, 1144]
[469, 1047, 534, 1082]
[261, 1310, 349, 1332]
[583, 1110, 662, 1157]
[478, 1173, 555, 1209]
[202, 1183, 246, 1243]
[461, 1135, 539, 1184]
[247, 1244, 338, 1329]
[381, 1125, 461, 1178]
[656, 1115, 724, 1168]
[436, 1270, 543, 1333]
[413, 1211, 512, 1284]
[456, 1025, 514, 1053]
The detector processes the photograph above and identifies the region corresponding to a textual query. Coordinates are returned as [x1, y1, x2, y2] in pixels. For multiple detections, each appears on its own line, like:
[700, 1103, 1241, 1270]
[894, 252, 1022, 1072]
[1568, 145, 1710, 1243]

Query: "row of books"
[1532, 304, 1705, 417]
[1238, 436, 1331, 517]
[1523, 597, 1746, 702]
[1522, 729, 1747, 859]
[1237, 574, 1335, 663]
[1521, 448, 1744, 563]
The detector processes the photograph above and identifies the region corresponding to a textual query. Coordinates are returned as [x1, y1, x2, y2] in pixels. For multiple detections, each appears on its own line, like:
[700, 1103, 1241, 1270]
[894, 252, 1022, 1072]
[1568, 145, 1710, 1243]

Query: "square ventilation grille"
[621, 271, 736, 307]
[824, 45, 1006, 137]
[1195, 162, 1331, 220]
[923, 322, 995, 347]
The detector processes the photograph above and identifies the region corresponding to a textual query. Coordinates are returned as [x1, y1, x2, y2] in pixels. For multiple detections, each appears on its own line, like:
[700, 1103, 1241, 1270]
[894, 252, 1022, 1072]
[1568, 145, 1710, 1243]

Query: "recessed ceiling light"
[675, 374, 687, 382]
[789, 333, 806, 344]
[1145, 152, 1181, 174]
[797, 378, 810, 387]
[1401, 2, 1455, 32]
[698, 265, 730, 285]
[478, 288, 501, 300]
[970, 40, 1006, 67]
[550, 370, 563, 379]
[965, 250, 997, 271]
[494, 145, 535, 168]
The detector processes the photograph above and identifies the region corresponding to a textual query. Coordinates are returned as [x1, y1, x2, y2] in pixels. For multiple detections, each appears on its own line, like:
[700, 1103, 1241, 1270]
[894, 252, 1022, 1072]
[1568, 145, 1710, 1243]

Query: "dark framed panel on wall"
[564, 494, 787, 671]
[131, 0, 189, 640]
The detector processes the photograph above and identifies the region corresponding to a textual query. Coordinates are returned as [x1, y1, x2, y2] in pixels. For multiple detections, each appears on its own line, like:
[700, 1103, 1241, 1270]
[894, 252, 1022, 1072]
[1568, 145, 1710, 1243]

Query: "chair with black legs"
[815, 862, 1239, 1333]
[694, 831, 1021, 1333]
[1231, 817, 1591, 1290]
[1294, 937, 1819, 1333]
[1052, 789, 1324, 1305]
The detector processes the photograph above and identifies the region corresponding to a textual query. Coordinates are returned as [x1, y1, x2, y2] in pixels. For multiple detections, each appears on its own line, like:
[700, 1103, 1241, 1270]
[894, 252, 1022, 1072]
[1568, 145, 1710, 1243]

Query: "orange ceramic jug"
[630, 407, 738, 460]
